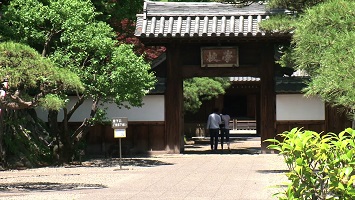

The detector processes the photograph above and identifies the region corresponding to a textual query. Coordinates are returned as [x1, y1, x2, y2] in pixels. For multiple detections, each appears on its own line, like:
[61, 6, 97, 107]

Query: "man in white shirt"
[207, 108, 221, 151]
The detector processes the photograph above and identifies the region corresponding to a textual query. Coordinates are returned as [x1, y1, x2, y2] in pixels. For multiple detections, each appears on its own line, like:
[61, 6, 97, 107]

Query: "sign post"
[112, 117, 128, 170]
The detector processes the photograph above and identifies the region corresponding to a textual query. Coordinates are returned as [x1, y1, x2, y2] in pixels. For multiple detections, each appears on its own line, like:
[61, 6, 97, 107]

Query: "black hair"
[213, 108, 219, 113]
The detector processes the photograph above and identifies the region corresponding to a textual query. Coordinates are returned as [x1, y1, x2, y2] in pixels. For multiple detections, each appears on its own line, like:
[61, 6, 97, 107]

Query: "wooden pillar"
[260, 43, 276, 152]
[256, 93, 261, 136]
[165, 43, 183, 153]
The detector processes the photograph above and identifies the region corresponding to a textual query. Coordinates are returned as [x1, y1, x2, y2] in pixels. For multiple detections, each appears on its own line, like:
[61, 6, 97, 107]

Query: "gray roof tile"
[135, 1, 289, 38]
[230, 77, 260, 82]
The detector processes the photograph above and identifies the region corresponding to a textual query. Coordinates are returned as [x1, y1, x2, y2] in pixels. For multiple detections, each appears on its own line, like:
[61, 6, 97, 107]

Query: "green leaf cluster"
[0, 42, 55, 88]
[292, 0, 355, 113]
[108, 44, 156, 107]
[0, 41, 83, 110]
[0, 0, 97, 48]
[266, 128, 355, 199]
[267, 0, 325, 13]
[92, 0, 143, 23]
[0, 0, 156, 164]
[183, 77, 230, 113]
[0, 0, 156, 109]
[262, 0, 355, 119]
[259, 14, 297, 34]
[38, 94, 66, 111]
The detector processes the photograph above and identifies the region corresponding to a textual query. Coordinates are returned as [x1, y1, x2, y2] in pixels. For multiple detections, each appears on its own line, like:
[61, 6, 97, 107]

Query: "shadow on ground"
[256, 169, 289, 174]
[0, 159, 173, 192]
[183, 137, 261, 155]
[0, 182, 107, 192]
[183, 146, 261, 155]
[80, 158, 173, 168]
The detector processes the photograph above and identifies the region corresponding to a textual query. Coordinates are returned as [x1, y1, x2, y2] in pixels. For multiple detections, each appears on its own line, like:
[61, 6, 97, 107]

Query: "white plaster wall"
[276, 94, 325, 120]
[36, 95, 165, 122]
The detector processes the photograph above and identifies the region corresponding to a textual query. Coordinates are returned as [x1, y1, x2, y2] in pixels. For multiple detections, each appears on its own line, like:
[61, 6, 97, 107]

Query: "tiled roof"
[275, 77, 309, 93]
[135, 1, 289, 38]
[230, 77, 260, 82]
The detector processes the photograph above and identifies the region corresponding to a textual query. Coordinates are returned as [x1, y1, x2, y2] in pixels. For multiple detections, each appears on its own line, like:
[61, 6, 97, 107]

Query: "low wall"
[85, 121, 166, 156]
[275, 120, 325, 135]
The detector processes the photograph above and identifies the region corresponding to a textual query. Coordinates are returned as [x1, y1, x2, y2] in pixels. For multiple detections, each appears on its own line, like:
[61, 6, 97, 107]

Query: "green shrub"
[266, 128, 355, 199]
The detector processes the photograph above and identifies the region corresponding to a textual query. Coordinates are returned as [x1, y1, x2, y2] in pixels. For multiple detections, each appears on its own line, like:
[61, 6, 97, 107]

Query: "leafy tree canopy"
[0, 0, 156, 163]
[0, 0, 156, 107]
[263, 0, 355, 120]
[0, 41, 83, 110]
[293, 0, 355, 113]
[267, 0, 325, 12]
[184, 77, 230, 113]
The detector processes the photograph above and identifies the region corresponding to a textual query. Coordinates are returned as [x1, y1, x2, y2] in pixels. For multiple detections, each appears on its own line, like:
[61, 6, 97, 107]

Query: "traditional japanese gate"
[135, 1, 291, 153]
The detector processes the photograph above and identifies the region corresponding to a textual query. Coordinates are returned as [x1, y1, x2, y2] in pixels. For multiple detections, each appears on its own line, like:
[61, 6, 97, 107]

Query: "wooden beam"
[165, 43, 183, 153]
[182, 65, 260, 78]
[260, 43, 276, 152]
[138, 36, 291, 46]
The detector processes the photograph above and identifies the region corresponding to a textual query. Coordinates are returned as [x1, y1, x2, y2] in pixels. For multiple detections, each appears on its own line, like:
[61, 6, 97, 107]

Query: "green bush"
[266, 128, 355, 199]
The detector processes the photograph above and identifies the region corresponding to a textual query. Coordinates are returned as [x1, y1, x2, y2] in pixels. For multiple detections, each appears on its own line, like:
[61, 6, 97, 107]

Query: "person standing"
[207, 108, 221, 152]
[220, 108, 231, 152]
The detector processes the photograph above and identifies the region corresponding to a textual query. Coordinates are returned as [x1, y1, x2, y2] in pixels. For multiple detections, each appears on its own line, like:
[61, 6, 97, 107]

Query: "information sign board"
[112, 117, 128, 129]
[114, 129, 126, 138]
[201, 46, 239, 67]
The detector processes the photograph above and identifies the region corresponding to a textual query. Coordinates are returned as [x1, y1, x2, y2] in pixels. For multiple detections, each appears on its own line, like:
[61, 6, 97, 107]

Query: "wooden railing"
[231, 119, 257, 130]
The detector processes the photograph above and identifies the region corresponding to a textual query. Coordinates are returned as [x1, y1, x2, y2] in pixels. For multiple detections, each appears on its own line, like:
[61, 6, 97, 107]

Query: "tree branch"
[71, 97, 100, 140]
[65, 94, 85, 122]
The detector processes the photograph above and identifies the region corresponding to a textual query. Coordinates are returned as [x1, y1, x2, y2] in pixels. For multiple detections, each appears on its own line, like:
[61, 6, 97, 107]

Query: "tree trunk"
[0, 107, 6, 168]
[72, 97, 100, 151]
[59, 108, 73, 163]
[48, 110, 66, 163]
[47, 97, 100, 164]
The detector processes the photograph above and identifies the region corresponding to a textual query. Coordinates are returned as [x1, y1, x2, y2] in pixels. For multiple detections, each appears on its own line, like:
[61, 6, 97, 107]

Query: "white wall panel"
[276, 94, 325, 120]
[36, 95, 165, 122]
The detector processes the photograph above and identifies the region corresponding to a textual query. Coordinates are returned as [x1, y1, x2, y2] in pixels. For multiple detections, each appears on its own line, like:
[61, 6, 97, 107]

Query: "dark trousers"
[220, 128, 230, 148]
[209, 129, 219, 150]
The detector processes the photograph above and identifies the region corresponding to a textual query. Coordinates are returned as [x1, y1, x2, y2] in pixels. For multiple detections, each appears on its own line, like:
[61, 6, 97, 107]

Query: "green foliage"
[0, 41, 83, 110]
[0, 0, 156, 164]
[266, 128, 355, 199]
[260, 0, 326, 54]
[267, 0, 325, 12]
[0, 41, 54, 88]
[3, 110, 52, 167]
[38, 94, 65, 111]
[292, 0, 355, 114]
[4, 127, 50, 167]
[183, 77, 230, 113]
[0, 0, 97, 49]
[264, 0, 355, 119]
[89, 108, 108, 125]
[92, 0, 143, 23]
[109, 44, 156, 107]
[1, 0, 155, 110]
[0, 41, 83, 91]
[259, 14, 297, 34]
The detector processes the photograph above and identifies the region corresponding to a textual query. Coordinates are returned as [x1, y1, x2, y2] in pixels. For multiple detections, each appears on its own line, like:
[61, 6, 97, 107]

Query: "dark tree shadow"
[183, 146, 261, 155]
[183, 137, 261, 155]
[0, 182, 107, 192]
[80, 158, 173, 168]
[0, 159, 173, 193]
[256, 169, 289, 174]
